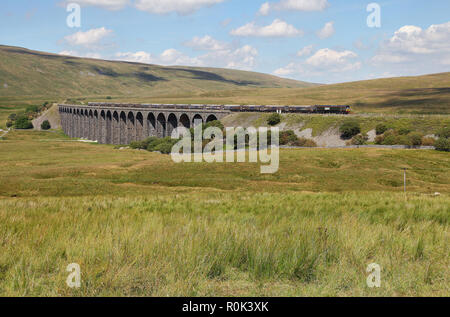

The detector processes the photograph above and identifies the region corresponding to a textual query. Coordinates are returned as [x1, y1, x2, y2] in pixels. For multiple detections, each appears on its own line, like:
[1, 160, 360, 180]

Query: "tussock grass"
[0, 192, 448, 296]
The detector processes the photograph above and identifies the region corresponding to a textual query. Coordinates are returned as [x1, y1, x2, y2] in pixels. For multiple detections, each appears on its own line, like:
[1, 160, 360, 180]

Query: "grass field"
[0, 130, 448, 296]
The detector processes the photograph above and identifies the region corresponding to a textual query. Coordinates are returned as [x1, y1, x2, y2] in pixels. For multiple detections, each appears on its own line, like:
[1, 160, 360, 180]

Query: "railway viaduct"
[59, 103, 231, 145]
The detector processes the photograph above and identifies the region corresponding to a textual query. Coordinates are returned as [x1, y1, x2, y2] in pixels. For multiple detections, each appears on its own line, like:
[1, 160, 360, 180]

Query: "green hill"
[0, 45, 313, 98]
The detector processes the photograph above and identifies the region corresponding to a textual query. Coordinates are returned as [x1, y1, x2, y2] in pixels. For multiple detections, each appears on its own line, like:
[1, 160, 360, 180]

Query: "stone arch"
[120, 111, 127, 144]
[136, 112, 144, 141]
[206, 114, 218, 123]
[113, 111, 120, 145]
[192, 114, 203, 127]
[157, 113, 166, 138]
[179, 114, 190, 129]
[167, 113, 178, 138]
[147, 112, 156, 137]
[127, 112, 136, 143]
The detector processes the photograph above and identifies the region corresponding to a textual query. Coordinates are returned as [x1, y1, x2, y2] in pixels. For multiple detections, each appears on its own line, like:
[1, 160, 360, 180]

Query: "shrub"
[41, 120, 51, 130]
[378, 130, 398, 145]
[205, 120, 224, 131]
[267, 113, 281, 126]
[280, 130, 298, 145]
[351, 133, 369, 145]
[407, 132, 423, 147]
[14, 115, 33, 129]
[435, 138, 450, 152]
[8, 113, 17, 121]
[421, 137, 435, 146]
[6, 120, 13, 128]
[106, 96, 112, 100]
[436, 127, 450, 138]
[375, 124, 388, 135]
[340, 120, 361, 139]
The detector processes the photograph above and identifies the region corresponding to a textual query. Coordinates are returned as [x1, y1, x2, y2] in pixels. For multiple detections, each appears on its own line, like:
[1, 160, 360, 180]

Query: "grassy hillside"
[115, 72, 449, 114]
[0, 130, 448, 296]
[0, 45, 311, 98]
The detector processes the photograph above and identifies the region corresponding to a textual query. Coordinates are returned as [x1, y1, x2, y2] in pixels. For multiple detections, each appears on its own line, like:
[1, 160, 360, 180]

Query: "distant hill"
[0, 45, 314, 98]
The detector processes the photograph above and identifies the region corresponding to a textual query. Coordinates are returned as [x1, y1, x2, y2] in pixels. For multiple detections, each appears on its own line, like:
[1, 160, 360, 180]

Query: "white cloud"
[134, 0, 225, 15]
[59, 50, 103, 59]
[115, 51, 155, 64]
[258, 2, 271, 15]
[231, 19, 303, 37]
[62, 0, 130, 10]
[371, 21, 450, 74]
[116, 36, 258, 70]
[273, 48, 361, 81]
[64, 27, 113, 48]
[258, 0, 329, 15]
[274, 63, 296, 76]
[306, 48, 360, 71]
[297, 44, 314, 57]
[317, 21, 334, 39]
[184, 35, 229, 51]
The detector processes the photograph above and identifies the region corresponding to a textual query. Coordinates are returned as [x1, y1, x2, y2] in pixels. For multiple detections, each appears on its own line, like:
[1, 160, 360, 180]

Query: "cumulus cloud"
[258, 0, 329, 15]
[317, 21, 334, 39]
[273, 48, 361, 81]
[306, 48, 360, 71]
[64, 27, 113, 48]
[371, 21, 450, 74]
[61, 0, 130, 10]
[297, 44, 314, 57]
[134, 0, 225, 15]
[231, 19, 303, 37]
[184, 35, 229, 51]
[116, 36, 258, 70]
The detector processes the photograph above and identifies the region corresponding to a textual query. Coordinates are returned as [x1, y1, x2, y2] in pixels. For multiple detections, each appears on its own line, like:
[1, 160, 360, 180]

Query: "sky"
[1, 0, 449, 83]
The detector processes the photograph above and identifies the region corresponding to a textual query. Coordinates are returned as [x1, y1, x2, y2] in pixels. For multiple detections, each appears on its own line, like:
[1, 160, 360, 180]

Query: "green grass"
[0, 130, 448, 296]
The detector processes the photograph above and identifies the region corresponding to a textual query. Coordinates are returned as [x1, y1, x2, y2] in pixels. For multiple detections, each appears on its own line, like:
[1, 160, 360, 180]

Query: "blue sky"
[1, 0, 449, 83]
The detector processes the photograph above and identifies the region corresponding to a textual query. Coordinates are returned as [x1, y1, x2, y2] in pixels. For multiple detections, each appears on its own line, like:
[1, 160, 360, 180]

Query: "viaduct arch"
[59, 103, 228, 145]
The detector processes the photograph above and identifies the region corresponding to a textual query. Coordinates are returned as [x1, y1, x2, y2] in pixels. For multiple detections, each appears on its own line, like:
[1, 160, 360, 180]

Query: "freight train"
[87, 103, 351, 114]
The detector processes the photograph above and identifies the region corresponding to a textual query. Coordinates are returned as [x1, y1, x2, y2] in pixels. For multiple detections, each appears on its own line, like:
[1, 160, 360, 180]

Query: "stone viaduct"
[59, 103, 231, 145]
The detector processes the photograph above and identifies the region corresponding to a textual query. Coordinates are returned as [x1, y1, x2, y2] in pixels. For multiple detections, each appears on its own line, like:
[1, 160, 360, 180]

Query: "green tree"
[375, 124, 388, 135]
[41, 120, 51, 130]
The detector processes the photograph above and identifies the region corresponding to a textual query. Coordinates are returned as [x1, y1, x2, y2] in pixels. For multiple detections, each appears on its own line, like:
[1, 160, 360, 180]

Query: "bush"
[25, 105, 40, 114]
[146, 137, 180, 154]
[8, 113, 17, 121]
[267, 113, 281, 126]
[280, 130, 298, 145]
[407, 132, 423, 147]
[351, 133, 369, 145]
[14, 115, 33, 129]
[435, 138, 450, 152]
[6, 120, 13, 128]
[340, 120, 361, 139]
[436, 127, 450, 139]
[421, 137, 435, 146]
[41, 120, 51, 130]
[375, 124, 388, 135]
